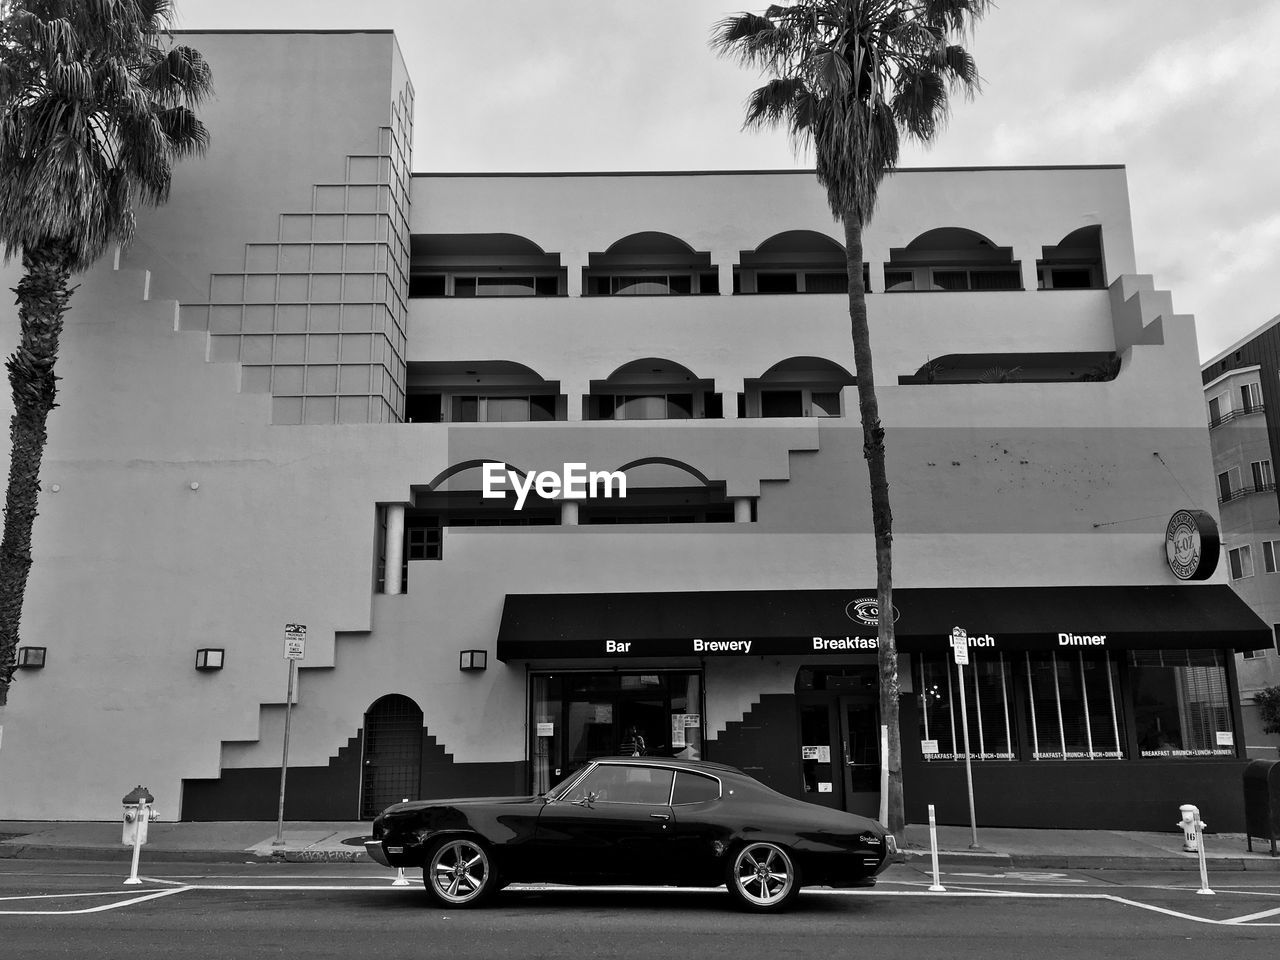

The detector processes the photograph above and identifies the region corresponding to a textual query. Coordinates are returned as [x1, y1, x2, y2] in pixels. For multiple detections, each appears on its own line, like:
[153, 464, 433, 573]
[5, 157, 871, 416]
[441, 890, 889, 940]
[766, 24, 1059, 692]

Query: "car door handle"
[649, 813, 670, 821]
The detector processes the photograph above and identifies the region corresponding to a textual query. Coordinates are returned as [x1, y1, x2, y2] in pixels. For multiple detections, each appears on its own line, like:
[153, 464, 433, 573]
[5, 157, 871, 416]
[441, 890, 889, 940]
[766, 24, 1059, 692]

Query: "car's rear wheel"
[423, 836, 496, 908]
[725, 841, 800, 912]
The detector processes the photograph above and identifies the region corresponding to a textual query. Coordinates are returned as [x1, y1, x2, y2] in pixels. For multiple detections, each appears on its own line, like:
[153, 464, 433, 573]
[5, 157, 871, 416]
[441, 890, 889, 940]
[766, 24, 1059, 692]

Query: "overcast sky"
[172, 0, 1280, 363]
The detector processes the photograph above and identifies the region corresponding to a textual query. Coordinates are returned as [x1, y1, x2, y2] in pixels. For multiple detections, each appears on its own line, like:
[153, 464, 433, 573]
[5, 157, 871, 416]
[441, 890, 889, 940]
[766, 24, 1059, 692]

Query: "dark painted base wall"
[710, 693, 801, 796]
[181, 728, 527, 821]
[902, 758, 1250, 832]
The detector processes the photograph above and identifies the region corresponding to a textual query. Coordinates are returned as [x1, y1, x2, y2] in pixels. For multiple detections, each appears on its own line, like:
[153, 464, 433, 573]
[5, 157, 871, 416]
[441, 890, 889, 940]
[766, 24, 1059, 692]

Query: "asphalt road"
[1, 860, 1278, 959]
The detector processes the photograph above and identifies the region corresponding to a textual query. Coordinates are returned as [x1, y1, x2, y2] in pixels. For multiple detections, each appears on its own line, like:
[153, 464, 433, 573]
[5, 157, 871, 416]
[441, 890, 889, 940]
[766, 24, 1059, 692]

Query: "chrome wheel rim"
[733, 843, 794, 906]
[428, 839, 490, 904]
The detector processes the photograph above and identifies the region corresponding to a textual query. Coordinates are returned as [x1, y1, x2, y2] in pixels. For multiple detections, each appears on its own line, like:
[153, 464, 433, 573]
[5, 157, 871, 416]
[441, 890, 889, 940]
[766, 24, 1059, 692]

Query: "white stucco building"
[0, 30, 1267, 829]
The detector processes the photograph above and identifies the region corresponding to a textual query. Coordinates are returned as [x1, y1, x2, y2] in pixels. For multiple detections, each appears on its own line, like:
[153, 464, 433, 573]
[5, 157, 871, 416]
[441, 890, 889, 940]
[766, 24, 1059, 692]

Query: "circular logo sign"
[1164, 509, 1219, 581]
[845, 598, 900, 625]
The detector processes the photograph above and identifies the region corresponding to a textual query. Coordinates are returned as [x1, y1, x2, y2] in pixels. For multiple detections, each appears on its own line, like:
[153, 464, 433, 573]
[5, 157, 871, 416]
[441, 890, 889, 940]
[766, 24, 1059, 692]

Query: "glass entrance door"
[839, 696, 881, 818]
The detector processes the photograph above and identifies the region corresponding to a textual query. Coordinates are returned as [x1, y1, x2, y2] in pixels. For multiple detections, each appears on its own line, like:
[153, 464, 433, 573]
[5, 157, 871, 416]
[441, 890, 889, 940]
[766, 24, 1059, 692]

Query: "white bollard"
[1192, 808, 1214, 896]
[124, 822, 144, 886]
[928, 804, 945, 892]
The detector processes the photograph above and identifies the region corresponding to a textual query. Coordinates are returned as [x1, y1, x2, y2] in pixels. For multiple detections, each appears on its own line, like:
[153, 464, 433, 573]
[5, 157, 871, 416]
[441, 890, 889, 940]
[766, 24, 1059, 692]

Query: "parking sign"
[284, 624, 307, 660]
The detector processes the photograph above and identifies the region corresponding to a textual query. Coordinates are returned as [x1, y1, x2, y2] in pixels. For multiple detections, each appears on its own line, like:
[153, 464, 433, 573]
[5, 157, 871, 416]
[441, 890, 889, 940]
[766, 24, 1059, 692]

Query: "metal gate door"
[360, 694, 423, 819]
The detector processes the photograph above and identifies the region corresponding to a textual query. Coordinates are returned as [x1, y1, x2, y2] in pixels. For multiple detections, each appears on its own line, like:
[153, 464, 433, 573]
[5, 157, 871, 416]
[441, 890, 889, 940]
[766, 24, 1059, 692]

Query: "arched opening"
[587, 358, 720, 420]
[585, 232, 718, 296]
[404, 360, 562, 423]
[737, 230, 864, 293]
[577, 457, 732, 525]
[743, 356, 856, 418]
[1037, 225, 1105, 290]
[409, 232, 565, 297]
[885, 227, 1021, 292]
[360, 694, 424, 818]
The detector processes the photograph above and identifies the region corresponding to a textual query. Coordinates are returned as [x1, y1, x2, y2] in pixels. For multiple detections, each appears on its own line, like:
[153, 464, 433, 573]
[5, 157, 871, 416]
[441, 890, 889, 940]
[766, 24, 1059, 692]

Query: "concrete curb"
[902, 849, 1012, 868]
[901, 849, 1280, 872]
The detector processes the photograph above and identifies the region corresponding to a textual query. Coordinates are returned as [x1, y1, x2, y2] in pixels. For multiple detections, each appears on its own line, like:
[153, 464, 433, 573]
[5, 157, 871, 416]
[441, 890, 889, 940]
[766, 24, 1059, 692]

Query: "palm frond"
[0, 0, 211, 270]
[715, 0, 988, 222]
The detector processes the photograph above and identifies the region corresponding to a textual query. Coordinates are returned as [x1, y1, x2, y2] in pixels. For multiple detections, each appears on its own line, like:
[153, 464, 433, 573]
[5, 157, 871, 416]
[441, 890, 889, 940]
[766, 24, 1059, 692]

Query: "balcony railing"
[1219, 482, 1277, 504]
[1209, 405, 1265, 429]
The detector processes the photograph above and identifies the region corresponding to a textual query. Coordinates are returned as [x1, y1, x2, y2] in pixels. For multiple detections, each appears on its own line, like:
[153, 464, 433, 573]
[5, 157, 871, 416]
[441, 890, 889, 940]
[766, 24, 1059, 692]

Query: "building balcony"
[1219, 482, 1276, 504]
[1209, 405, 1265, 429]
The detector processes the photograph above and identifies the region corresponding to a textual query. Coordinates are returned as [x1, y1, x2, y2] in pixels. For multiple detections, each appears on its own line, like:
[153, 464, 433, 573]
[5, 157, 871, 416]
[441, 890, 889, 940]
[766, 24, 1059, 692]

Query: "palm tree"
[713, 0, 988, 839]
[0, 0, 211, 700]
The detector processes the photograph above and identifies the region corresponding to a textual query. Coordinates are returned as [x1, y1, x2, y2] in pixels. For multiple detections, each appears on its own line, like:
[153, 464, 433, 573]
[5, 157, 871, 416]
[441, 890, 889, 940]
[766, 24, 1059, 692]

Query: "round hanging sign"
[1164, 509, 1219, 581]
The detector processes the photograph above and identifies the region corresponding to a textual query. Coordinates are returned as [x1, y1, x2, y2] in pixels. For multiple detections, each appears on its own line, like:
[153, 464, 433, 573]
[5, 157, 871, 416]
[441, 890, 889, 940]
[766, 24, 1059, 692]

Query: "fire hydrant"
[1178, 803, 1204, 852]
[121, 785, 158, 884]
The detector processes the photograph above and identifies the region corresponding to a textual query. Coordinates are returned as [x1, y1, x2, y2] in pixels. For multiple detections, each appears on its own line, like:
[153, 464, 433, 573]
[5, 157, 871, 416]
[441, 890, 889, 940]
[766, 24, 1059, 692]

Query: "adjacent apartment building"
[0, 31, 1268, 830]
[1202, 317, 1280, 757]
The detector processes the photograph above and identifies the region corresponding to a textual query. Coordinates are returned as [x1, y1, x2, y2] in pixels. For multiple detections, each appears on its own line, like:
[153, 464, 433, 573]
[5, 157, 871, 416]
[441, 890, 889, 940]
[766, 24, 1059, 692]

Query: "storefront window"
[1023, 651, 1124, 760]
[916, 654, 1016, 761]
[529, 671, 702, 794]
[1129, 649, 1235, 758]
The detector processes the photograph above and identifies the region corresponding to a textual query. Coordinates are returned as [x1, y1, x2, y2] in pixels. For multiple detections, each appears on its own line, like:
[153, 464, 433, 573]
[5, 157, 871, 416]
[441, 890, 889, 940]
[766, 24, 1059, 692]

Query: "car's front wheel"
[725, 841, 800, 912]
[423, 836, 496, 908]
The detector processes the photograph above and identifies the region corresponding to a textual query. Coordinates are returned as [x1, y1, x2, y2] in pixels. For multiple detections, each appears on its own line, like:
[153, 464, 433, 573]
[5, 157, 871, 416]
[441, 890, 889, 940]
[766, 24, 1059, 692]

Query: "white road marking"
[1, 878, 1279, 926]
[0, 887, 188, 915]
[1223, 904, 1280, 924]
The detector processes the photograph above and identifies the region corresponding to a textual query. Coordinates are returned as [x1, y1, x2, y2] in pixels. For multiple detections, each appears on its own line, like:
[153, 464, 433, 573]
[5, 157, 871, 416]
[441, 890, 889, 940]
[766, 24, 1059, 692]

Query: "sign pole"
[951, 626, 979, 850]
[274, 624, 307, 848]
[273, 658, 295, 847]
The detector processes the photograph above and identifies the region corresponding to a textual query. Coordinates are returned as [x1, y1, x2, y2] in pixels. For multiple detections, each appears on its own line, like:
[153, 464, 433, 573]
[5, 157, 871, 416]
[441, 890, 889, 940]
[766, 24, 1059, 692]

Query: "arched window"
[885, 228, 1021, 291]
[737, 230, 864, 293]
[585, 233, 717, 296]
[743, 357, 856, 418]
[1037, 226, 1105, 290]
[588, 358, 720, 420]
[409, 233, 564, 297]
[404, 360, 561, 423]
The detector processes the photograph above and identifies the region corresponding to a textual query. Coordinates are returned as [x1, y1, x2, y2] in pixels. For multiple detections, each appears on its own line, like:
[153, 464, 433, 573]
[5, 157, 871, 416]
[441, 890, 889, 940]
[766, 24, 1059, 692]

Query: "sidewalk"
[899, 823, 1280, 872]
[0, 821, 374, 864]
[0, 819, 1277, 870]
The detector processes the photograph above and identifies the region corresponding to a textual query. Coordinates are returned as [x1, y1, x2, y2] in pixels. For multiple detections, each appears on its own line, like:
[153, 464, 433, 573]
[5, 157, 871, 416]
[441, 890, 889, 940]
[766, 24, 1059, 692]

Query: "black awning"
[495, 585, 1271, 660]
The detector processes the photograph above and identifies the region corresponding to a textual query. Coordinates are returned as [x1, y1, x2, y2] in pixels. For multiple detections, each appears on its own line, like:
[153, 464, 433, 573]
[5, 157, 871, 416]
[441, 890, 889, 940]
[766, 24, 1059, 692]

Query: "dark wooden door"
[360, 695, 423, 819]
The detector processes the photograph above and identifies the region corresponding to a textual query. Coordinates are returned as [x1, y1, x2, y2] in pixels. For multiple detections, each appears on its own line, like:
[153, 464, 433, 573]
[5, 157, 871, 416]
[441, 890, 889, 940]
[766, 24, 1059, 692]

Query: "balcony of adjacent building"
[1218, 460, 1276, 505]
[1208, 380, 1265, 430]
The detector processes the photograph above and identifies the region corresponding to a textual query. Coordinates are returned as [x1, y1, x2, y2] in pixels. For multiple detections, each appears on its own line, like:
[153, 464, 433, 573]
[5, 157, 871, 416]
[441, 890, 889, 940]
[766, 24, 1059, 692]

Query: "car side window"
[563, 764, 675, 805]
[671, 771, 721, 804]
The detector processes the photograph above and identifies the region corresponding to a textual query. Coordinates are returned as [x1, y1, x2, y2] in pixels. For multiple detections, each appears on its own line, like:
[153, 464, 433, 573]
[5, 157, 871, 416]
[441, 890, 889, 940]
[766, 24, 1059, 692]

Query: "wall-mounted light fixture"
[459, 649, 487, 672]
[16, 646, 46, 669]
[195, 648, 225, 671]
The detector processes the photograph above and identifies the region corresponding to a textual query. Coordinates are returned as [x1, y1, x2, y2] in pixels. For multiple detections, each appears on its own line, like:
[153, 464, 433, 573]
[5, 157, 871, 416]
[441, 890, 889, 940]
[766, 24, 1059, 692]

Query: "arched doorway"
[360, 694, 424, 819]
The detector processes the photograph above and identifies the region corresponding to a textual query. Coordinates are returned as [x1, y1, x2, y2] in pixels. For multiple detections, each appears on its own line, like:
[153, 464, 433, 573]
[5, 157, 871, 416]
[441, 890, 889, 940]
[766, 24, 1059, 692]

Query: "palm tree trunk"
[0, 242, 74, 701]
[842, 213, 904, 840]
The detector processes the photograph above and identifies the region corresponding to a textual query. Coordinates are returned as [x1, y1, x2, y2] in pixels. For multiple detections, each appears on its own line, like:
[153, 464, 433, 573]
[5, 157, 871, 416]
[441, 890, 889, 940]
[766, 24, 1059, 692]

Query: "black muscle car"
[364, 756, 895, 911]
